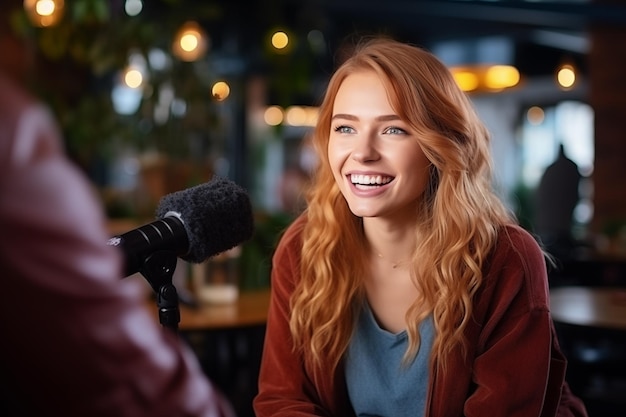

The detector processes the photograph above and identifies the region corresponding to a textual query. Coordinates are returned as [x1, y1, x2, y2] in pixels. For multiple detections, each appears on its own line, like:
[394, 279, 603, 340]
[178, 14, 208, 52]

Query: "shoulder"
[272, 213, 308, 271]
[269, 213, 308, 294]
[274, 212, 308, 256]
[494, 224, 546, 271]
[0, 75, 61, 173]
[480, 224, 550, 311]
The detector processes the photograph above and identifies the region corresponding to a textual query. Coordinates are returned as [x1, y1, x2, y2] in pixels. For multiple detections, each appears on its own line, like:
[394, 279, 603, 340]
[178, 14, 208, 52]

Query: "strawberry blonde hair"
[289, 37, 515, 372]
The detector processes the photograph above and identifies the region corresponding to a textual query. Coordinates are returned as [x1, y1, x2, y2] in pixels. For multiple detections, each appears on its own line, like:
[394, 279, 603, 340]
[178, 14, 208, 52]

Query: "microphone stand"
[139, 250, 180, 332]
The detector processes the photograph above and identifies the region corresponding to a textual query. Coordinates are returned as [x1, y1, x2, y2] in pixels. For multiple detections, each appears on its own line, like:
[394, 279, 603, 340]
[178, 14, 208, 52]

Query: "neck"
[363, 217, 416, 266]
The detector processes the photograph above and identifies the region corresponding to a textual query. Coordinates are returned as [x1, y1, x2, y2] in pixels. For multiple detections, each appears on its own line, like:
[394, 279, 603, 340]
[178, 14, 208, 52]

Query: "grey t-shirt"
[345, 303, 434, 417]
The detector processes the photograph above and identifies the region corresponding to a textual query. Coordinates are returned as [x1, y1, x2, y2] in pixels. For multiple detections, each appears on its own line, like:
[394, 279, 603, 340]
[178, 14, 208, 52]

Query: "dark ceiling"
[216, 0, 626, 77]
[310, 0, 623, 43]
[144, 0, 626, 106]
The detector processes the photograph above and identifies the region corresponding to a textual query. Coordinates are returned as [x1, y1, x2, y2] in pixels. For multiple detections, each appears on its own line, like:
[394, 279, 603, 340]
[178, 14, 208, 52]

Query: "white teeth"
[350, 174, 392, 185]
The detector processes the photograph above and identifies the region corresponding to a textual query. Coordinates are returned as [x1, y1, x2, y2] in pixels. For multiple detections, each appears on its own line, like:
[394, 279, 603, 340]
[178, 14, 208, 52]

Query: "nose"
[351, 133, 380, 163]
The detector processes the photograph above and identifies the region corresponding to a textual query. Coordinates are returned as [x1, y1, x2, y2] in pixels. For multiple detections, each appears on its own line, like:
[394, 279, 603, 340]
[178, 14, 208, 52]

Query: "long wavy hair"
[289, 37, 515, 373]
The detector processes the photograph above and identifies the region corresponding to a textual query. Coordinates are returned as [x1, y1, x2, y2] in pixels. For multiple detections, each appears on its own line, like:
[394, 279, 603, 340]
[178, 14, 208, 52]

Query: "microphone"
[107, 176, 254, 277]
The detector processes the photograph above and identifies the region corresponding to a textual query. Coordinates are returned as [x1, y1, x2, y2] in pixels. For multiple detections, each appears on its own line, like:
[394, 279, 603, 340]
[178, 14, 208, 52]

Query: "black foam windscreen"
[155, 176, 254, 263]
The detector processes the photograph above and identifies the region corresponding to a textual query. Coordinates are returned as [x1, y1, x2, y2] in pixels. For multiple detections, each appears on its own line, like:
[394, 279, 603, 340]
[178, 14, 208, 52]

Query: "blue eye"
[384, 126, 407, 135]
[334, 125, 355, 134]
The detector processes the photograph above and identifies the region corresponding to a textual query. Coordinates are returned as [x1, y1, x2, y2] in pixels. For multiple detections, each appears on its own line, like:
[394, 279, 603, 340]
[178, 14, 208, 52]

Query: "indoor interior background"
[8, 1, 626, 416]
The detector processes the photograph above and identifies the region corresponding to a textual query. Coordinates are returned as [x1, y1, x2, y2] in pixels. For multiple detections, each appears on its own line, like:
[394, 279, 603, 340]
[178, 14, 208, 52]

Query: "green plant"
[15, 0, 224, 167]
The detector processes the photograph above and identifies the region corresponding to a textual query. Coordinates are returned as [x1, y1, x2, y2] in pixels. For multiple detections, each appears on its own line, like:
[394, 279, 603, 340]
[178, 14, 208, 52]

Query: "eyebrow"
[331, 114, 402, 122]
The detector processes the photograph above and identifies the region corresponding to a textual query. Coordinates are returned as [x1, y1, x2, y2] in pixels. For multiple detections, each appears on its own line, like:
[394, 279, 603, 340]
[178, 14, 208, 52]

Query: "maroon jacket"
[0, 74, 233, 417]
[254, 214, 588, 416]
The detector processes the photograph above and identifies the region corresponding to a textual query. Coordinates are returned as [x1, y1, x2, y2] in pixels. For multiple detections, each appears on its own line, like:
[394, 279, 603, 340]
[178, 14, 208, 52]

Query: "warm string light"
[269, 29, 294, 54]
[264, 106, 284, 126]
[556, 63, 577, 90]
[172, 21, 209, 62]
[123, 67, 143, 89]
[211, 82, 231, 101]
[451, 62, 579, 92]
[271, 31, 289, 50]
[450, 64, 520, 92]
[263, 105, 318, 127]
[23, 0, 65, 27]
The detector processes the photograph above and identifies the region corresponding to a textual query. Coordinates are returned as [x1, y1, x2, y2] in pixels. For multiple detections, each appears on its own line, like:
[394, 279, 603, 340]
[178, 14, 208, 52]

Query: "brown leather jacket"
[254, 214, 588, 417]
[0, 73, 234, 417]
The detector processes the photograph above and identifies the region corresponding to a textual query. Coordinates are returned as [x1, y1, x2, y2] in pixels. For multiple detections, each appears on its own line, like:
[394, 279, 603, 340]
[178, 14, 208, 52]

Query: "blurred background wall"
[7, 1, 626, 262]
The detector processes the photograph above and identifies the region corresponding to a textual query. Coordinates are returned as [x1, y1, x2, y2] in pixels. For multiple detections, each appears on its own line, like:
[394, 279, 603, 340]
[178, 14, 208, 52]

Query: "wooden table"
[178, 289, 271, 331]
[549, 286, 626, 331]
[146, 288, 271, 331]
[550, 286, 626, 410]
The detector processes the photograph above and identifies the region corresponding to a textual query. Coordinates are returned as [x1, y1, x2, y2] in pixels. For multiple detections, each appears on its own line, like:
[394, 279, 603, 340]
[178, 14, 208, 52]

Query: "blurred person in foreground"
[0, 3, 234, 416]
[254, 37, 587, 417]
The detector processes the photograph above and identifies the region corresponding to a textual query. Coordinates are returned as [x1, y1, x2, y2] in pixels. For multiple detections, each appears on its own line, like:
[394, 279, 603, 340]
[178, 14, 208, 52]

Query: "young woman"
[254, 37, 587, 417]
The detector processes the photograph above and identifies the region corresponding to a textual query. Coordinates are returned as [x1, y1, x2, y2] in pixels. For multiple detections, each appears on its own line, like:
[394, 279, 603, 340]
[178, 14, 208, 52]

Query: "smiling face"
[328, 70, 431, 223]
